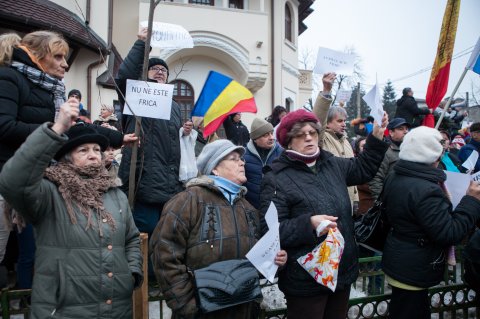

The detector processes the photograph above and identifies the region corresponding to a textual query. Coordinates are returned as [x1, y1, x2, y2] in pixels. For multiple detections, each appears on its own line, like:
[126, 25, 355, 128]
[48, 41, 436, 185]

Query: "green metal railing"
[1, 253, 478, 318]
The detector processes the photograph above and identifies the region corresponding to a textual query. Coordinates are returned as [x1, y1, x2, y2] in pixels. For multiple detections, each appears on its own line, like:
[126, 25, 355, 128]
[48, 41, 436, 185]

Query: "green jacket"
[0, 123, 142, 319]
[368, 142, 400, 200]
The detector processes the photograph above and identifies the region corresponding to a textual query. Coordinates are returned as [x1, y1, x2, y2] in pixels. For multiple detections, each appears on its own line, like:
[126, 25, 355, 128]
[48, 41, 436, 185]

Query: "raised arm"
[0, 99, 79, 223]
[313, 73, 334, 144]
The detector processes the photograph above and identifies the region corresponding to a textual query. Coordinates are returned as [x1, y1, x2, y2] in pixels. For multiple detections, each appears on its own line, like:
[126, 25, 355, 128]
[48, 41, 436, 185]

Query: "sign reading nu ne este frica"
[124, 79, 174, 120]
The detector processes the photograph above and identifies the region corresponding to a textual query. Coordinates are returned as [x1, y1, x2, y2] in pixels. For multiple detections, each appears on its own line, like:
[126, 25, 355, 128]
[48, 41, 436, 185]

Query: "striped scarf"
[10, 61, 66, 119]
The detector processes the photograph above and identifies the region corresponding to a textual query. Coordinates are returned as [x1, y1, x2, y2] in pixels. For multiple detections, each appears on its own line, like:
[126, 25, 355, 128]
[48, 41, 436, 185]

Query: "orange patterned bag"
[297, 227, 345, 291]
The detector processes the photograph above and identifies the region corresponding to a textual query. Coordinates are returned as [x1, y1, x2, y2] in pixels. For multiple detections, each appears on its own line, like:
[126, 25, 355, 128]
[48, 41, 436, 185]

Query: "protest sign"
[140, 21, 194, 49]
[444, 171, 471, 209]
[246, 202, 280, 283]
[124, 79, 174, 120]
[363, 82, 384, 125]
[336, 89, 352, 103]
[313, 47, 355, 76]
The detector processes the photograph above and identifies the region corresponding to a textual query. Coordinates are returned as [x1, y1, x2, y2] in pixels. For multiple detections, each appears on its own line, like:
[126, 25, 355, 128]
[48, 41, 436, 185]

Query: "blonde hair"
[101, 104, 114, 113]
[0, 31, 68, 66]
[21, 31, 69, 61]
[0, 33, 21, 66]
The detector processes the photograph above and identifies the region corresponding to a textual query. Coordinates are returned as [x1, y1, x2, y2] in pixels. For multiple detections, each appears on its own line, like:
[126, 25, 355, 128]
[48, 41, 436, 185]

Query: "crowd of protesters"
[0, 28, 479, 319]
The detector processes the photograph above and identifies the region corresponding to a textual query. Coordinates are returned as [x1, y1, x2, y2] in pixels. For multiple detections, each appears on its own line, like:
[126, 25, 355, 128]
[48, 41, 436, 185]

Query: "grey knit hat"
[250, 118, 274, 140]
[197, 139, 245, 175]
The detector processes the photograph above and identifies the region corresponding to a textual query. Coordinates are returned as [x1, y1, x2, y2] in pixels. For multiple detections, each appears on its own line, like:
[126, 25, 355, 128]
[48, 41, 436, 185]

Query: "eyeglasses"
[149, 66, 168, 74]
[293, 130, 318, 139]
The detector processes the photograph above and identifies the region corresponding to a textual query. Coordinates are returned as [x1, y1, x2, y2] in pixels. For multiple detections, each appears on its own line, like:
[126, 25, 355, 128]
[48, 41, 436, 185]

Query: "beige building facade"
[1, 0, 314, 127]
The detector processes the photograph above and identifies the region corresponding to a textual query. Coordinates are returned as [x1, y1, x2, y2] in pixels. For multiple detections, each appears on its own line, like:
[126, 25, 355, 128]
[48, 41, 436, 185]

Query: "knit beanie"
[451, 135, 465, 147]
[250, 118, 274, 140]
[148, 58, 169, 76]
[399, 126, 443, 164]
[276, 109, 319, 148]
[197, 139, 245, 175]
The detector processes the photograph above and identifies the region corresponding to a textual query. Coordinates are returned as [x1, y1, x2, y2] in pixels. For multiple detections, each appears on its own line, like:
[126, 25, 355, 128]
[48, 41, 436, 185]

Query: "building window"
[285, 3, 293, 42]
[229, 0, 243, 9]
[189, 0, 214, 5]
[171, 80, 195, 122]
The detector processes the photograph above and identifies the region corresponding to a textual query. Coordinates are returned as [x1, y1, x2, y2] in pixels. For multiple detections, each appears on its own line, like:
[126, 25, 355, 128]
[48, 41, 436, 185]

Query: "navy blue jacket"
[244, 140, 282, 208]
[458, 139, 480, 173]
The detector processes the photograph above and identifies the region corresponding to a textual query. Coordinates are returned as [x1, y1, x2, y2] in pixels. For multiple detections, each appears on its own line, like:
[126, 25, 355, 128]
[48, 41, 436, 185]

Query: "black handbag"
[192, 259, 262, 313]
[354, 190, 391, 252]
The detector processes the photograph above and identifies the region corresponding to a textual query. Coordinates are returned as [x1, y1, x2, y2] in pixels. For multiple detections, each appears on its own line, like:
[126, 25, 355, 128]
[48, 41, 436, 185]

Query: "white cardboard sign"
[313, 47, 355, 76]
[124, 79, 173, 120]
[140, 21, 194, 49]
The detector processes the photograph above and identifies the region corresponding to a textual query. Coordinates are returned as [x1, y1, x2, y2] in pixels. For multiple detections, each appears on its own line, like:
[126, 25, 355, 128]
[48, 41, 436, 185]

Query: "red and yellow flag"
[424, 0, 461, 127]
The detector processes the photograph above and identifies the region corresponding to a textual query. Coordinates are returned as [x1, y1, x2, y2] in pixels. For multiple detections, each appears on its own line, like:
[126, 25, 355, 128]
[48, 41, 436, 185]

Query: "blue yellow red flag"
[191, 71, 257, 137]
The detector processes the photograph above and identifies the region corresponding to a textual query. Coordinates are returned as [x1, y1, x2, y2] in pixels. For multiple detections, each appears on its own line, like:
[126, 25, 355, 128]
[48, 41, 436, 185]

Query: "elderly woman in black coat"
[381, 126, 480, 319]
[259, 108, 388, 319]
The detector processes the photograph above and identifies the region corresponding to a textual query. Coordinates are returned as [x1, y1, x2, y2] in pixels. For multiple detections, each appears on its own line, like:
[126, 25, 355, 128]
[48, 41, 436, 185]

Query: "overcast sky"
[299, 0, 480, 104]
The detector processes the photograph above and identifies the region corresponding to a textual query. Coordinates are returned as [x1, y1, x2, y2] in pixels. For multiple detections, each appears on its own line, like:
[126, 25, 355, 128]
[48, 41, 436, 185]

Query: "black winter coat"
[223, 115, 250, 146]
[115, 40, 183, 205]
[0, 48, 55, 171]
[382, 160, 480, 288]
[259, 134, 388, 297]
[394, 95, 430, 127]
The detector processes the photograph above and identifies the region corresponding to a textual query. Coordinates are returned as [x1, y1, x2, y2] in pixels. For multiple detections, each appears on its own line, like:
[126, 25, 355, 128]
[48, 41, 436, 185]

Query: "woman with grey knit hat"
[381, 126, 480, 319]
[150, 139, 287, 319]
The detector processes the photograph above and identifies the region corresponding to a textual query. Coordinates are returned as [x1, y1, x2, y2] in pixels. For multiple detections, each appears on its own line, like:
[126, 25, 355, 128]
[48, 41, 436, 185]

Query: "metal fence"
[1, 252, 479, 318]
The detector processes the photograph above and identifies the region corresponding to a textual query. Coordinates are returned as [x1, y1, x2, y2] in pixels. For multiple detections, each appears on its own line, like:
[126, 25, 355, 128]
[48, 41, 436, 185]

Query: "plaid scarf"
[10, 61, 66, 119]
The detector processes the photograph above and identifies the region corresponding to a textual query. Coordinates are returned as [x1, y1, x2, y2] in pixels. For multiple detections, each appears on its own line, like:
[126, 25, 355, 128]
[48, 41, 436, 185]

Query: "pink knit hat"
[276, 109, 319, 148]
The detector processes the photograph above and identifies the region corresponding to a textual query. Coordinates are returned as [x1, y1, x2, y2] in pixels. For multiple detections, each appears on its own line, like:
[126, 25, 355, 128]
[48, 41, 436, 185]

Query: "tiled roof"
[0, 0, 107, 54]
[298, 0, 315, 35]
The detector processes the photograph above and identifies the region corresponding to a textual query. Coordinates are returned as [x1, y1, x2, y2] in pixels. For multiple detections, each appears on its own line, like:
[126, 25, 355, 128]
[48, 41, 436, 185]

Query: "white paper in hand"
[462, 150, 479, 172]
[313, 47, 355, 76]
[444, 171, 471, 209]
[363, 81, 384, 125]
[246, 202, 280, 283]
[315, 220, 334, 237]
[140, 21, 194, 49]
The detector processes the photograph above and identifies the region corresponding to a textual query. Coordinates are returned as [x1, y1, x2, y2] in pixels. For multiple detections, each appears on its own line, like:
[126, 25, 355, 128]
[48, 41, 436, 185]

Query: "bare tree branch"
[171, 56, 192, 81]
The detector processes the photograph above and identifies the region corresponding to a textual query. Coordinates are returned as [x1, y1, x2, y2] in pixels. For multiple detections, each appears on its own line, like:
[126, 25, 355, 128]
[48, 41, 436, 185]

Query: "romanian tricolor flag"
[191, 71, 257, 137]
[424, 0, 461, 127]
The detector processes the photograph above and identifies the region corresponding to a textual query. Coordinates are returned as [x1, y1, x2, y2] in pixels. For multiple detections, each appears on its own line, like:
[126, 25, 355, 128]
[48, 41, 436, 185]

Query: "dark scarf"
[254, 142, 271, 162]
[10, 47, 66, 119]
[285, 149, 320, 164]
[45, 162, 117, 236]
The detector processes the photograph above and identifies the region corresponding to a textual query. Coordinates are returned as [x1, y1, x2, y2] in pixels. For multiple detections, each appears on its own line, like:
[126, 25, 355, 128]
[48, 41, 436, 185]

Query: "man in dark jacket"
[223, 113, 250, 146]
[458, 122, 480, 173]
[115, 28, 183, 242]
[394, 87, 432, 127]
[369, 118, 410, 199]
[244, 118, 282, 208]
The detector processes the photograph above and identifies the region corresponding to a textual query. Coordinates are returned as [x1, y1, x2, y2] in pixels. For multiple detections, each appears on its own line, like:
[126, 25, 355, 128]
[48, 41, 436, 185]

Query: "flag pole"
[434, 67, 469, 130]
[128, 0, 158, 209]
